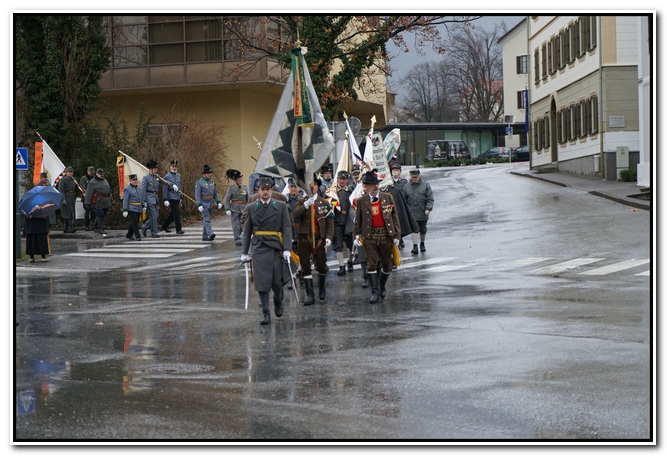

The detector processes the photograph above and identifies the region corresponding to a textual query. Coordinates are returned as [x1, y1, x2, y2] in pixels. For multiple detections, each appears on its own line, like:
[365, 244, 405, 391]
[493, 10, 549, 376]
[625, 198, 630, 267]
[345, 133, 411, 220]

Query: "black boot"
[379, 271, 390, 298]
[274, 292, 283, 317]
[303, 278, 315, 306]
[347, 260, 354, 271]
[368, 273, 379, 304]
[362, 274, 369, 288]
[260, 308, 271, 325]
[411, 244, 419, 255]
[318, 273, 326, 301]
[420, 242, 426, 252]
[337, 265, 346, 276]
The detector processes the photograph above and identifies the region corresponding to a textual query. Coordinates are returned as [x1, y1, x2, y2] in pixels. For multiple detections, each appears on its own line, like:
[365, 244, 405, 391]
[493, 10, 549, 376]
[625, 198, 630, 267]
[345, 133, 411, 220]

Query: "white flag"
[40, 140, 67, 187]
[118, 151, 149, 196]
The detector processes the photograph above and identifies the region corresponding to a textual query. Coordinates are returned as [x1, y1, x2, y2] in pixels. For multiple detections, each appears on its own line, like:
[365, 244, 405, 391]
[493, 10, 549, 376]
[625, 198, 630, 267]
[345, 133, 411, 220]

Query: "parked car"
[478, 147, 516, 160]
[514, 145, 529, 161]
[426, 140, 470, 161]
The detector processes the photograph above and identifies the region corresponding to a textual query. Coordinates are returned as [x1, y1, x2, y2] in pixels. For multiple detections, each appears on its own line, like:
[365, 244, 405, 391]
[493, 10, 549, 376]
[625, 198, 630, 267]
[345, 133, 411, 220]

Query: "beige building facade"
[527, 15, 643, 181]
[99, 15, 387, 180]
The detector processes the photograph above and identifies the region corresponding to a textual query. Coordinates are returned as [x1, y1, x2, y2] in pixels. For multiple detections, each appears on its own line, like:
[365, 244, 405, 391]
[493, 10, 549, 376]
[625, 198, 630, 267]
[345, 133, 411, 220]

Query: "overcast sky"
[387, 15, 525, 102]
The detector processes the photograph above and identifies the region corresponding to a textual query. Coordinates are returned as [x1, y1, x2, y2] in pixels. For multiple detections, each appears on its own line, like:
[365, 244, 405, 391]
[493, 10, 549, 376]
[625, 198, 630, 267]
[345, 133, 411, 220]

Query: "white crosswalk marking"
[530, 258, 604, 275]
[82, 248, 191, 253]
[580, 259, 650, 275]
[401, 257, 457, 269]
[108, 243, 209, 248]
[484, 257, 553, 271]
[132, 257, 218, 272]
[66, 252, 176, 258]
[426, 257, 495, 273]
[635, 270, 650, 276]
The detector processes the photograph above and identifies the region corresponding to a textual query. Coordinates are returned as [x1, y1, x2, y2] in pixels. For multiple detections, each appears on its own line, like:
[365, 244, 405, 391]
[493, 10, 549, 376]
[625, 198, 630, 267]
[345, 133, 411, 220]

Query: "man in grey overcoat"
[241, 176, 293, 325]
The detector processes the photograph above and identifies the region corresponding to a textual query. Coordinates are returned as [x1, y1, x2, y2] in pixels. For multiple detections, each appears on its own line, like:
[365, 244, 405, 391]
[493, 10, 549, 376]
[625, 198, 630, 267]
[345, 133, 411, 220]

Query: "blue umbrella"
[19, 185, 63, 218]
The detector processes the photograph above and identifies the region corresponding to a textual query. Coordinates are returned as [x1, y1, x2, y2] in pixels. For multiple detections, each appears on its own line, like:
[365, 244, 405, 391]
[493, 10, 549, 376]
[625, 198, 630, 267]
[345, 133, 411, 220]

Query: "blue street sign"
[17, 390, 35, 415]
[16, 147, 28, 170]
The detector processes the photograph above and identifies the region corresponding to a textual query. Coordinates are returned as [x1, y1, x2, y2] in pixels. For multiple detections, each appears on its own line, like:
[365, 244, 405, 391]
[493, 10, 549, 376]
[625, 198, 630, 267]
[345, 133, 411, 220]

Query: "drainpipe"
[598, 16, 605, 179]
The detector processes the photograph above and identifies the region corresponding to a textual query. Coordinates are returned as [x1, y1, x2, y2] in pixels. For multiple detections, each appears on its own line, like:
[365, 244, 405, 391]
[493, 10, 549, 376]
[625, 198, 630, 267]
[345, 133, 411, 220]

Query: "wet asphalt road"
[13, 163, 652, 442]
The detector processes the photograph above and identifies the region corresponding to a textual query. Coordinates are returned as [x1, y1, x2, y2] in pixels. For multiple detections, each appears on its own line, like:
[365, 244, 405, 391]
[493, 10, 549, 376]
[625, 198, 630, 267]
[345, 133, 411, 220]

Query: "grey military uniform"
[195, 176, 221, 239]
[122, 183, 145, 239]
[84, 175, 112, 233]
[242, 198, 292, 294]
[224, 183, 248, 244]
[57, 176, 77, 221]
[140, 173, 161, 236]
[161, 171, 182, 233]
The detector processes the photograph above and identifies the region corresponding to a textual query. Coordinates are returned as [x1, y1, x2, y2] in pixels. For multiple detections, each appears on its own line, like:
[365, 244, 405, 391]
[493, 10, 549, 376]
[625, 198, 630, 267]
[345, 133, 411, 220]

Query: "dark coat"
[404, 178, 434, 222]
[382, 185, 419, 238]
[352, 192, 401, 242]
[57, 175, 77, 219]
[293, 195, 334, 241]
[242, 198, 293, 292]
[84, 176, 112, 209]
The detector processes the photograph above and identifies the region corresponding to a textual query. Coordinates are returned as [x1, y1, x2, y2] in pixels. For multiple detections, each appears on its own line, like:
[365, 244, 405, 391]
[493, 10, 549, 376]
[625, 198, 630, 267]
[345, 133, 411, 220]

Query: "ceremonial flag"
[254, 47, 335, 190]
[371, 132, 392, 188]
[37, 140, 67, 187]
[344, 112, 365, 168]
[333, 133, 351, 180]
[383, 128, 401, 163]
[117, 150, 149, 197]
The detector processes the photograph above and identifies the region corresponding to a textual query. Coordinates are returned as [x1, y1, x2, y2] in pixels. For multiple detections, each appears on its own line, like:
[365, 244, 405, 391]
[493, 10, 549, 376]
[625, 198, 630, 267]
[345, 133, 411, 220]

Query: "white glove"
[226, 210, 231, 216]
[393, 238, 400, 246]
[172, 185, 178, 192]
[218, 203, 223, 210]
[198, 206, 204, 213]
[325, 239, 331, 249]
[241, 254, 249, 262]
[164, 200, 170, 207]
[303, 196, 316, 209]
[353, 235, 362, 248]
[122, 211, 128, 218]
[283, 250, 291, 261]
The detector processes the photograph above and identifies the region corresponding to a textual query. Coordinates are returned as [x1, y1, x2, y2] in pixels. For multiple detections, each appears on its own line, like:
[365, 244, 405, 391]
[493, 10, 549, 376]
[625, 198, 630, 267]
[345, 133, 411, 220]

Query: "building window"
[589, 95, 598, 134]
[517, 90, 526, 109]
[589, 17, 597, 50]
[568, 104, 577, 141]
[544, 115, 550, 149]
[516, 55, 529, 74]
[534, 48, 540, 84]
[106, 15, 260, 68]
[185, 19, 223, 62]
[578, 100, 588, 138]
[564, 26, 571, 65]
[570, 19, 583, 57]
[541, 43, 547, 80]
[534, 120, 540, 150]
[547, 37, 557, 75]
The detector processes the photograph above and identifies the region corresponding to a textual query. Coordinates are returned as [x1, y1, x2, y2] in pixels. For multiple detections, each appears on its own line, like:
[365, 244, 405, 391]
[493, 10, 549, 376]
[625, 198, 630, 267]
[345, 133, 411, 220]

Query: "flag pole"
[35, 131, 86, 196]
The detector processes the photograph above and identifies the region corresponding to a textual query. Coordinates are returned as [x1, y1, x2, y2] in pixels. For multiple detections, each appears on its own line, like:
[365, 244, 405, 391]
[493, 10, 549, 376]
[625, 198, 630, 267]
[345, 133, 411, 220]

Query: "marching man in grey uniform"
[79, 166, 95, 231]
[161, 160, 184, 234]
[122, 174, 146, 240]
[195, 164, 223, 241]
[241, 176, 293, 325]
[57, 166, 78, 233]
[140, 159, 161, 238]
[84, 168, 112, 237]
[224, 169, 248, 246]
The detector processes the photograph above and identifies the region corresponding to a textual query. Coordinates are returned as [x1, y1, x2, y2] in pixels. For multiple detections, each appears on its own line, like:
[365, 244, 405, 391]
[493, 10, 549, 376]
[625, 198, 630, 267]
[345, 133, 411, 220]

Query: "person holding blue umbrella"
[20, 185, 62, 263]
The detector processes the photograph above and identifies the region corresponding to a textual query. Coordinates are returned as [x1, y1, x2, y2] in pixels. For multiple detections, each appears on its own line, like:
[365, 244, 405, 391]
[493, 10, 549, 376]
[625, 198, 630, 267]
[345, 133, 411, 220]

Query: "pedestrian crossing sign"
[16, 147, 28, 170]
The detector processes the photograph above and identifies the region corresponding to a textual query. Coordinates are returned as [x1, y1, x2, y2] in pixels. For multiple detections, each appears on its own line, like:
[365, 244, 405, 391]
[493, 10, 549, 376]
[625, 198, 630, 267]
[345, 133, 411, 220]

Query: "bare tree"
[217, 15, 481, 120]
[399, 60, 460, 122]
[446, 24, 505, 122]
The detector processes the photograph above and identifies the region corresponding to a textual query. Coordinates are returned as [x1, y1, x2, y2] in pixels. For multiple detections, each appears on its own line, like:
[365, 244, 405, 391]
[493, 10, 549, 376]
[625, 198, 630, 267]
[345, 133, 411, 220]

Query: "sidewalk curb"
[510, 171, 567, 187]
[510, 170, 650, 211]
